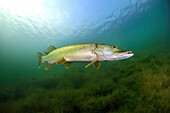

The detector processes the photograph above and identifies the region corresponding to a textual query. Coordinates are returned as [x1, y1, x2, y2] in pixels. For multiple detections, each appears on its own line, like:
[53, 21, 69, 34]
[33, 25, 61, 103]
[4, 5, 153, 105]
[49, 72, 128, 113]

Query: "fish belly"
[65, 49, 97, 62]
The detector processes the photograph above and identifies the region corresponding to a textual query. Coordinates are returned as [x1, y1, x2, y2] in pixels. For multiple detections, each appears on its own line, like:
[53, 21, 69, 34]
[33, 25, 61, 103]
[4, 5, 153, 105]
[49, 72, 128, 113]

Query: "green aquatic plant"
[0, 46, 170, 113]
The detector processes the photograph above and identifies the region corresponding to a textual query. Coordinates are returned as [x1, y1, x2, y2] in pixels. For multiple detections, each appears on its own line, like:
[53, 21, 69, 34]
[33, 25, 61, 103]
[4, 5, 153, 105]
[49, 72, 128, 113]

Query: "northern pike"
[37, 43, 134, 70]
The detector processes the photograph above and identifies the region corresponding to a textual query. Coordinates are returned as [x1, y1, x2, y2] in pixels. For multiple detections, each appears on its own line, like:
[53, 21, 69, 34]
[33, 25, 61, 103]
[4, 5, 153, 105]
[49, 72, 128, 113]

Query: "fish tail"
[37, 52, 44, 68]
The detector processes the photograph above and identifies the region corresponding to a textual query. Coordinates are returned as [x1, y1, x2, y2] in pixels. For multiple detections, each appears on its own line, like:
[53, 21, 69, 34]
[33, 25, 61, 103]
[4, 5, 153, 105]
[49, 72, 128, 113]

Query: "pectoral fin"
[93, 62, 101, 70]
[65, 62, 72, 69]
[45, 63, 53, 70]
[85, 49, 100, 69]
[85, 58, 98, 68]
[56, 56, 66, 64]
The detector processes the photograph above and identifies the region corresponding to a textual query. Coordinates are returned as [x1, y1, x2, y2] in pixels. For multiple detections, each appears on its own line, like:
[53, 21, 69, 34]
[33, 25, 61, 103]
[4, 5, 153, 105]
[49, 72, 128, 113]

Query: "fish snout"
[127, 51, 133, 54]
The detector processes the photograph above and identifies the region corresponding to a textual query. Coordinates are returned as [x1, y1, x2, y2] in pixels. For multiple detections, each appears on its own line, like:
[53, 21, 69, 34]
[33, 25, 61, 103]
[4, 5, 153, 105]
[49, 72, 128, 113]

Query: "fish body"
[37, 43, 134, 70]
[43, 43, 97, 63]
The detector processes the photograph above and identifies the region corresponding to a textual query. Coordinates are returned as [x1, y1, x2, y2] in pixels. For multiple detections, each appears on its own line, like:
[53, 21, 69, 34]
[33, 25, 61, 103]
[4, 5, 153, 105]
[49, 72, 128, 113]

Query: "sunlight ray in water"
[0, 0, 43, 16]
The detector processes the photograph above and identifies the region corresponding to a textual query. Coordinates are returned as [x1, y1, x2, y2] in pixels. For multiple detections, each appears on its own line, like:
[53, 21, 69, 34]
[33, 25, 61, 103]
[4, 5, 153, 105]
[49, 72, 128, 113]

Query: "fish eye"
[113, 46, 117, 48]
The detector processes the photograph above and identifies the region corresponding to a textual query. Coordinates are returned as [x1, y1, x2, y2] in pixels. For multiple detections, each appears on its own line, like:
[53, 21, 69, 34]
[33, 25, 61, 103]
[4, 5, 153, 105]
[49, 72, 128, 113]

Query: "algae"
[0, 45, 169, 113]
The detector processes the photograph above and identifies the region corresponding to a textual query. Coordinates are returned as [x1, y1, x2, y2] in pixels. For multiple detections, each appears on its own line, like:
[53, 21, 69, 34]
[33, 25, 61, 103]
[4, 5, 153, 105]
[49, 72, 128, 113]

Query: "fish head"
[96, 45, 134, 61]
[112, 46, 134, 60]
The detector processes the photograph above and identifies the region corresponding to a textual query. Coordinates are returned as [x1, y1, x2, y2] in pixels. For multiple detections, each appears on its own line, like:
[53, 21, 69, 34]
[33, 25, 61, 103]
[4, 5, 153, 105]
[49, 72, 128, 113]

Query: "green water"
[0, 0, 170, 113]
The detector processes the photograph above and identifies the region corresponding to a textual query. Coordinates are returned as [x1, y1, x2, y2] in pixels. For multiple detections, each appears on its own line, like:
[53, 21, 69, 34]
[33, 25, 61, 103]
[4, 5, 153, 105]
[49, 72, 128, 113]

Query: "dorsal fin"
[44, 46, 56, 55]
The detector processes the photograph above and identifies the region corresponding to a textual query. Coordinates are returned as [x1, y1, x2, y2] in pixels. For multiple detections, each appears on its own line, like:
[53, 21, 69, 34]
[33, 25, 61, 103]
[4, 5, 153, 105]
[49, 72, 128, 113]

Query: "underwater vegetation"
[0, 0, 170, 113]
[0, 45, 169, 113]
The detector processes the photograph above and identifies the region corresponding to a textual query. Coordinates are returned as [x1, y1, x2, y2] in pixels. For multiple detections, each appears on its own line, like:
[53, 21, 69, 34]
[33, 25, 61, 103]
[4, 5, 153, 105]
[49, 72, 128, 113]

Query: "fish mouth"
[126, 51, 133, 54]
[120, 51, 134, 58]
[115, 50, 134, 56]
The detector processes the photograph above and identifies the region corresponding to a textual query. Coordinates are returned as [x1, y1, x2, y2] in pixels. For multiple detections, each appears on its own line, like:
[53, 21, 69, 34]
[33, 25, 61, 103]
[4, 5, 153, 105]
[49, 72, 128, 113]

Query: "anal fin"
[65, 62, 72, 69]
[56, 56, 66, 64]
[45, 63, 53, 70]
[93, 62, 101, 70]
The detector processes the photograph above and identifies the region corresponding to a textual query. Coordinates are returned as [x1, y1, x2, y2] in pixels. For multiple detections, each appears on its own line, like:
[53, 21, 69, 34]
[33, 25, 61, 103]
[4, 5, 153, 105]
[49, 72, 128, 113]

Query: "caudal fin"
[37, 52, 44, 68]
